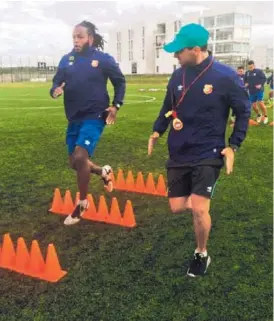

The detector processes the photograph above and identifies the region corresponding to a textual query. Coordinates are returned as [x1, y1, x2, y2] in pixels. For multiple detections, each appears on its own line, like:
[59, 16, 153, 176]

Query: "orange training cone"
[145, 173, 156, 195]
[109, 198, 123, 225]
[125, 171, 135, 191]
[0, 233, 16, 269]
[156, 175, 167, 196]
[121, 201, 136, 228]
[97, 196, 110, 222]
[115, 169, 126, 190]
[44, 244, 67, 282]
[62, 190, 74, 215]
[135, 172, 146, 193]
[50, 188, 64, 213]
[28, 240, 46, 276]
[249, 119, 259, 126]
[15, 237, 30, 273]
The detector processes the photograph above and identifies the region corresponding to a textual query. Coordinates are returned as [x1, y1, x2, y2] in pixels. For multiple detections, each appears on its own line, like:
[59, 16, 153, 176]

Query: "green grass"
[0, 81, 272, 321]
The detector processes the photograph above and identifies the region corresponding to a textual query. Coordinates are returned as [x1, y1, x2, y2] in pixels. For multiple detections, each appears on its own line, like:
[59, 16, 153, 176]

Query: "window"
[204, 17, 214, 28]
[142, 26, 145, 37]
[132, 62, 137, 74]
[156, 66, 159, 73]
[156, 35, 165, 47]
[215, 42, 249, 54]
[157, 23, 166, 34]
[209, 31, 214, 41]
[216, 28, 234, 41]
[174, 20, 181, 33]
[216, 14, 234, 27]
[235, 13, 251, 26]
[156, 48, 160, 58]
[117, 32, 122, 63]
[142, 50, 145, 60]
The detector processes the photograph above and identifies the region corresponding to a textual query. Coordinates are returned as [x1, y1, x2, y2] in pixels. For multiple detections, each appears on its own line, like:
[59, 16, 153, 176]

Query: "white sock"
[195, 249, 208, 257]
[79, 199, 88, 208]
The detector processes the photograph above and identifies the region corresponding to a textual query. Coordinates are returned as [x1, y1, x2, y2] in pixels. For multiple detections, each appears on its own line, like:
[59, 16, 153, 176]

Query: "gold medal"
[173, 118, 183, 131]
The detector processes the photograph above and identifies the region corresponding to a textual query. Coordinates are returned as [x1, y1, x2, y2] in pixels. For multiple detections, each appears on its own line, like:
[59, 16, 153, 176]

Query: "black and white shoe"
[102, 165, 114, 192]
[64, 200, 89, 226]
[187, 253, 211, 277]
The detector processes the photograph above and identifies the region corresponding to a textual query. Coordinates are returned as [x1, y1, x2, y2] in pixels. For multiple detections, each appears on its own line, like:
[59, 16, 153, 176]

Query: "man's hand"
[148, 132, 160, 156]
[105, 106, 118, 125]
[221, 147, 235, 175]
[245, 83, 249, 87]
[255, 84, 262, 89]
[53, 82, 65, 98]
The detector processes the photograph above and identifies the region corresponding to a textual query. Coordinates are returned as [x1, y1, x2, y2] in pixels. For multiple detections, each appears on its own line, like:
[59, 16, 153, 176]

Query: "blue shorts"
[66, 119, 105, 156]
[250, 91, 264, 103]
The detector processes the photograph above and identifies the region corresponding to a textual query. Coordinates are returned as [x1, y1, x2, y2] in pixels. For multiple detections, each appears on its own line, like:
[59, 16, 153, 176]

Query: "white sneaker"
[256, 115, 262, 123]
[102, 165, 114, 192]
[263, 116, 269, 125]
[64, 200, 89, 226]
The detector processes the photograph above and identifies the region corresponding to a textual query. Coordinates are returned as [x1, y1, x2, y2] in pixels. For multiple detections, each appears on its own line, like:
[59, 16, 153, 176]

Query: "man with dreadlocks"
[50, 21, 126, 226]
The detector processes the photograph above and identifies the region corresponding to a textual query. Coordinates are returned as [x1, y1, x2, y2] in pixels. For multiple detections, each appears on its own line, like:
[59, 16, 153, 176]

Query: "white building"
[250, 45, 273, 69]
[108, 9, 252, 74]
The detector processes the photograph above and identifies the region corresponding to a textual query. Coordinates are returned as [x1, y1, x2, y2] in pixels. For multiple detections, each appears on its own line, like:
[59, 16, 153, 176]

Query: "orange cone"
[125, 171, 135, 191]
[110, 171, 116, 188]
[15, 237, 30, 273]
[135, 172, 146, 193]
[83, 194, 97, 220]
[0, 233, 16, 269]
[155, 175, 167, 196]
[50, 188, 64, 213]
[62, 190, 74, 215]
[145, 173, 156, 195]
[249, 119, 259, 126]
[44, 244, 67, 282]
[97, 196, 110, 222]
[115, 169, 126, 190]
[108, 198, 123, 225]
[121, 201, 136, 228]
[28, 240, 45, 276]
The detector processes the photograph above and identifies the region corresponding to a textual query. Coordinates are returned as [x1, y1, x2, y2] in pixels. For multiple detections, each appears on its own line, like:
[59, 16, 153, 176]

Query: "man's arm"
[103, 54, 126, 107]
[227, 74, 251, 148]
[50, 56, 66, 98]
[259, 70, 267, 87]
[152, 79, 174, 135]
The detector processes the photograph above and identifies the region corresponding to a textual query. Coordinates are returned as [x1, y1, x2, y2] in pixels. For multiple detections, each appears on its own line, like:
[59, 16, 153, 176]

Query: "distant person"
[148, 23, 250, 278]
[267, 71, 273, 102]
[231, 66, 246, 126]
[244, 61, 268, 124]
[50, 21, 126, 226]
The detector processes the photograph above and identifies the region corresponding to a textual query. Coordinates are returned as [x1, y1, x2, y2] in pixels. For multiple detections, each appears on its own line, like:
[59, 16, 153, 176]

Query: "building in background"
[108, 9, 253, 74]
[250, 45, 273, 69]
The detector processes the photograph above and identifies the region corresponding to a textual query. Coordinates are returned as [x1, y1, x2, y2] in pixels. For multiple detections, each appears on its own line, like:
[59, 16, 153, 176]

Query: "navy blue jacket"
[267, 73, 273, 89]
[153, 56, 251, 165]
[244, 68, 266, 95]
[50, 46, 126, 122]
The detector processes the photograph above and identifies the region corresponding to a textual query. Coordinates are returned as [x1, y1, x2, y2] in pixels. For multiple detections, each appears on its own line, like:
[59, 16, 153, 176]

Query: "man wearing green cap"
[148, 24, 250, 277]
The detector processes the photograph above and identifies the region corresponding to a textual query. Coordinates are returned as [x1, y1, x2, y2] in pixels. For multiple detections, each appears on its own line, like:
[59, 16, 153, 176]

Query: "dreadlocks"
[77, 21, 105, 50]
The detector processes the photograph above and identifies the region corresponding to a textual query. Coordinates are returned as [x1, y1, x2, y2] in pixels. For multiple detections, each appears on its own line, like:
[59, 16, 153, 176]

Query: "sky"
[0, 0, 273, 65]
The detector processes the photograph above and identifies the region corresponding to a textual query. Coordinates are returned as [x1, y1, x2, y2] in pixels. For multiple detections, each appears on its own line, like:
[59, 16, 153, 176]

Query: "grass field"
[0, 81, 272, 321]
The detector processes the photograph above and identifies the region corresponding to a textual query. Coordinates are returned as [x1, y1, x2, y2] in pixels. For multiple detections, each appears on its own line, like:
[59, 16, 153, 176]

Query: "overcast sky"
[0, 0, 273, 64]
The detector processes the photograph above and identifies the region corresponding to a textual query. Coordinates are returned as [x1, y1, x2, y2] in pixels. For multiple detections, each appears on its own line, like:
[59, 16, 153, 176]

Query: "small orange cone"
[97, 196, 110, 222]
[62, 190, 74, 215]
[44, 244, 67, 282]
[115, 169, 126, 190]
[28, 240, 46, 276]
[108, 198, 123, 225]
[15, 237, 30, 273]
[121, 201, 136, 228]
[110, 171, 116, 188]
[135, 172, 146, 193]
[156, 175, 167, 196]
[50, 188, 64, 213]
[0, 233, 16, 269]
[249, 119, 259, 126]
[83, 194, 97, 220]
[145, 173, 156, 195]
[125, 171, 135, 191]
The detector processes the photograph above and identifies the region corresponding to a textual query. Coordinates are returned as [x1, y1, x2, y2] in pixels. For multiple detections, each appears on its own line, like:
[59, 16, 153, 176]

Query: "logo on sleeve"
[203, 84, 213, 95]
[91, 60, 99, 67]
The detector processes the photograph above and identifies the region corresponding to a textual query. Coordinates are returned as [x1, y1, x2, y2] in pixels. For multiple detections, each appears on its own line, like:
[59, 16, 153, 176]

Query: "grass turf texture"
[0, 81, 272, 321]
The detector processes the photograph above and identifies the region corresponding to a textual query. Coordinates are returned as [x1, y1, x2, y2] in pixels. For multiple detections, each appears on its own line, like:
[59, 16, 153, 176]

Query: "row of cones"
[112, 170, 167, 197]
[0, 234, 67, 283]
[50, 189, 136, 228]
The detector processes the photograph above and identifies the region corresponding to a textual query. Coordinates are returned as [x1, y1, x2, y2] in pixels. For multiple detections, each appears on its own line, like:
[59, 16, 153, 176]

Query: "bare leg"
[258, 100, 268, 117]
[169, 196, 192, 214]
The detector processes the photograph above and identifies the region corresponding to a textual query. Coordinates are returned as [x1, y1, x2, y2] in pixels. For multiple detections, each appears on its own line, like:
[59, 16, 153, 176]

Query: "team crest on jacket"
[69, 56, 74, 61]
[203, 84, 213, 95]
[91, 60, 99, 67]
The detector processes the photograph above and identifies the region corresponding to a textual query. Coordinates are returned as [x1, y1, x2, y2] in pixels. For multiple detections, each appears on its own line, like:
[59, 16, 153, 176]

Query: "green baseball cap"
[164, 23, 209, 53]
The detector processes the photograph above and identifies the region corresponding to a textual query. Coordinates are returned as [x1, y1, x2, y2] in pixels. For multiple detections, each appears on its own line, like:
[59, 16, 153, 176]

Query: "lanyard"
[172, 57, 214, 114]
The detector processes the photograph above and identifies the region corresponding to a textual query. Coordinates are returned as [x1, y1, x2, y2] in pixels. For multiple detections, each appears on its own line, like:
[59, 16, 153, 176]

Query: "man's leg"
[191, 194, 211, 253]
[258, 100, 268, 124]
[69, 155, 102, 175]
[169, 197, 192, 213]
